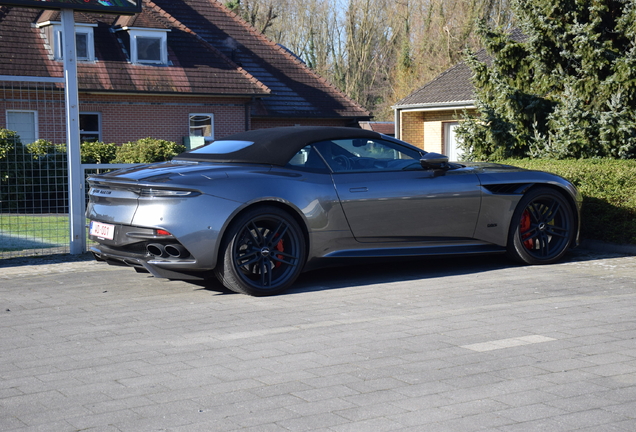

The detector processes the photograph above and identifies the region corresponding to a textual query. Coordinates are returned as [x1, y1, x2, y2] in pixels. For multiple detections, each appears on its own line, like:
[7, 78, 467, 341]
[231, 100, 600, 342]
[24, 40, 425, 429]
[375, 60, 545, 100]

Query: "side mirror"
[420, 152, 450, 170]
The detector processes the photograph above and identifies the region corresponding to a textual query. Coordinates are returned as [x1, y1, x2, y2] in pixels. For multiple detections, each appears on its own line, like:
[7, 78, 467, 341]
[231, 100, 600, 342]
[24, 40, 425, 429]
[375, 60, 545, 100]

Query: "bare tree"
[227, 0, 515, 119]
[225, 0, 279, 33]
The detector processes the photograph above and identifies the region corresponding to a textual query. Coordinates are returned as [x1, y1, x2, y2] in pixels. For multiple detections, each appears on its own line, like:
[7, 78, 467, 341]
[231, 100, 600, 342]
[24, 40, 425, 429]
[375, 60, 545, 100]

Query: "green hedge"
[1, 133, 185, 213]
[113, 138, 185, 163]
[1, 132, 68, 213]
[500, 159, 636, 245]
[25, 138, 185, 164]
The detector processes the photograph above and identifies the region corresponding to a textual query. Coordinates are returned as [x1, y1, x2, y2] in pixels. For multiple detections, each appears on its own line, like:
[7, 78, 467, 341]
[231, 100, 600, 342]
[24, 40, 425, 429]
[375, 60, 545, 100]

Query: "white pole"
[61, 9, 85, 254]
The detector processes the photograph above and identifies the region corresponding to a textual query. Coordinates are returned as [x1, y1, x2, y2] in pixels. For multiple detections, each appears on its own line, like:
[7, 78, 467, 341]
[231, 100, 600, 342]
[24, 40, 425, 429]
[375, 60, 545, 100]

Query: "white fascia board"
[117, 26, 171, 33]
[36, 21, 98, 28]
[393, 100, 475, 112]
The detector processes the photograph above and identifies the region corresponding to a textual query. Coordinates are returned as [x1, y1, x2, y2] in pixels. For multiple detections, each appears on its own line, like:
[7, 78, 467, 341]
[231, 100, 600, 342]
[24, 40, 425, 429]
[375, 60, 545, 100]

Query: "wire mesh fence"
[1, 79, 70, 259]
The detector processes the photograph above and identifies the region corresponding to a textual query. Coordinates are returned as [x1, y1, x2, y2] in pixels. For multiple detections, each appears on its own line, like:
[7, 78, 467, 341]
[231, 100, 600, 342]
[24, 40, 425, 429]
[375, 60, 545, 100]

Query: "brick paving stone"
[1, 250, 636, 430]
[226, 407, 301, 428]
[554, 408, 630, 429]
[494, 403, 569, 423]
[494, 418, 575, 432]
[275, 412, 349, 431]
[329, 417, 403, 432]
[0, 416, 25, 430]
[286, 398, 357, 417]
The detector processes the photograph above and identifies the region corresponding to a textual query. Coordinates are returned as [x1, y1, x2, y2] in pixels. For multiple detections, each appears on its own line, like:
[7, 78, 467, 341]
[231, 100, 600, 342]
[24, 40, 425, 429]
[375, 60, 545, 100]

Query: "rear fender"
[131, 193, 241, 269]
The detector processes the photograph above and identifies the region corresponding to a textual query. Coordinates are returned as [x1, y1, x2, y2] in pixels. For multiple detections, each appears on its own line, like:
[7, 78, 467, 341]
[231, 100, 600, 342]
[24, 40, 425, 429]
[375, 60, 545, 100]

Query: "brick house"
[393, 51, 489, 160]
[0, 0, 371, 148]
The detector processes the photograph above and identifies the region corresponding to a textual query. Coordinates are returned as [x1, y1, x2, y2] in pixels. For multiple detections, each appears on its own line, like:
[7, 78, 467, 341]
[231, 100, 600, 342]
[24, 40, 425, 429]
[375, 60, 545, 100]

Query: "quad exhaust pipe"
[147, 243, 190, 258]
[146, 243, 166, 257]
[164, 244, 188, 258]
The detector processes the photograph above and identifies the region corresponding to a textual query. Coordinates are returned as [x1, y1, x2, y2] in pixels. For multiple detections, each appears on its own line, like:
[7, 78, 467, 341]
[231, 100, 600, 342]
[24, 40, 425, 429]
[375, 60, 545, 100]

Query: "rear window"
[188, 140, 254, 154]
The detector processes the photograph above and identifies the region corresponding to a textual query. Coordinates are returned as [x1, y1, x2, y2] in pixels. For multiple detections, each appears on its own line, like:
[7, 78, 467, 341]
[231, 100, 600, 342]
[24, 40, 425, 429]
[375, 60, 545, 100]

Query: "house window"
[189, 114, 214, 141]
[129, 29, 169, 65]
[137, 36, 161, 62]
[75, 32, 89, 60]
[41, 24, 96, 61]
[80, 113, 101, 143]
[6, 110, 37, 145]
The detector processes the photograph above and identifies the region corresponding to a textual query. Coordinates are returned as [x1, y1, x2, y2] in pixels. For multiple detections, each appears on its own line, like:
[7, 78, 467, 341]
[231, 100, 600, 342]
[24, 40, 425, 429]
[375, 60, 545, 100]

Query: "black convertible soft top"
[174, 126, 382, 166]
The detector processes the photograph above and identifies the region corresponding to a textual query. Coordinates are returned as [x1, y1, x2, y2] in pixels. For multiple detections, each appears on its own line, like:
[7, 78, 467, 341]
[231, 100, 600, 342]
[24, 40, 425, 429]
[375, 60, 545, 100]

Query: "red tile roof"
[0, 1, 370, 120]
[150, 0, 370, 119]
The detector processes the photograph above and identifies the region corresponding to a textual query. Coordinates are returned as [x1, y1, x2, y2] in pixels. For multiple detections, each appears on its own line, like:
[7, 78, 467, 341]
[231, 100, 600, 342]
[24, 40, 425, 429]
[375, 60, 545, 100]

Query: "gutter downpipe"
[245, 97, 255, 131]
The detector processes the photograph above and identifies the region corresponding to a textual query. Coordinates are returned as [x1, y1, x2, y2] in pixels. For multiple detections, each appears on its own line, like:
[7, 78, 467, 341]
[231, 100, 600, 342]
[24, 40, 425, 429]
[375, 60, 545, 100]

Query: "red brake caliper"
[275, 240, 284, 268]
[520, 210, 534, 249]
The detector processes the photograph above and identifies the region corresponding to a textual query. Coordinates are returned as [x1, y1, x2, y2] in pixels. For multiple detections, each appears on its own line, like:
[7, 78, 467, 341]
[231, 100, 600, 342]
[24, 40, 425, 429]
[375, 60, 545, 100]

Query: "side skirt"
[323, 243, 506, 259]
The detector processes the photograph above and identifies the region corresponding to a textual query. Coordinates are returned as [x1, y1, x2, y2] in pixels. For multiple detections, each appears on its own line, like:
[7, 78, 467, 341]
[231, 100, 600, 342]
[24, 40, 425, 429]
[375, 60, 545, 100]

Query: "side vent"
[482, 183, 530, 194]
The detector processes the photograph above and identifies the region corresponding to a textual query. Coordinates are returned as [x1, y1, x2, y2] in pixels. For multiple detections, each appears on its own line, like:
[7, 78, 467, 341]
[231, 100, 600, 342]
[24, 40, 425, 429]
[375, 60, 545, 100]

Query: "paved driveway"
[1, 250, 636, 431]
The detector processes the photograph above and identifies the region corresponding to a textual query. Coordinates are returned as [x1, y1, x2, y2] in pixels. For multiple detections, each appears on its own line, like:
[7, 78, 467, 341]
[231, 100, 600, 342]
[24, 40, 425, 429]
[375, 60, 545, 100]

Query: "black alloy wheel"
[216, 206, 306, 296]
[507, 187, 575, 265]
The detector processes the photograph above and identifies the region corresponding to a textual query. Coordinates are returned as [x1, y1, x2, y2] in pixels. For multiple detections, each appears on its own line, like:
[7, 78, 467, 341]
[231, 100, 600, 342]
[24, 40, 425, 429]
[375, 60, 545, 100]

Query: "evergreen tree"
[457, 0, 636, 160]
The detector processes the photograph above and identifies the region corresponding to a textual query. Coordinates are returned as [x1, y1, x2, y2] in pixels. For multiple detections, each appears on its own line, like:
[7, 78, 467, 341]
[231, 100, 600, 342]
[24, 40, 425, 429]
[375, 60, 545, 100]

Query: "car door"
[315, 138, 482, 243]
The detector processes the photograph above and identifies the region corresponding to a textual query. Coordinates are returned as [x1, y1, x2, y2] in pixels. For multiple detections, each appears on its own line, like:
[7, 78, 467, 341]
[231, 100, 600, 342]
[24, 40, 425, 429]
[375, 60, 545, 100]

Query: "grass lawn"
[0, 214, 70, 252]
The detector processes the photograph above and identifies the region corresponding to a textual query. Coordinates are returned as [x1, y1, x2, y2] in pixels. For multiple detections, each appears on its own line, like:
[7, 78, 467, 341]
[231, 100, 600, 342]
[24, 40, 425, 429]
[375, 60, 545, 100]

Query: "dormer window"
[127, 29, 169, 65]
[75, 31, 90, 60]
[38, 23, 96, 62]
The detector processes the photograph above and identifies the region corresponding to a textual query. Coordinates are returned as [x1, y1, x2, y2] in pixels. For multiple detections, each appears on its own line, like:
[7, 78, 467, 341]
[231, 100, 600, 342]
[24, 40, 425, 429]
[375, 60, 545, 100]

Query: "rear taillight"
[139, 189, 199, 198]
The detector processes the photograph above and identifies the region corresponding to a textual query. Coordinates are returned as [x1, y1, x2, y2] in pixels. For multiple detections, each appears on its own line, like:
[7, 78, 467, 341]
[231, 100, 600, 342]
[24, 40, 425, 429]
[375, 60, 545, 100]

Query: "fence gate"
[0, 77, 71, 259]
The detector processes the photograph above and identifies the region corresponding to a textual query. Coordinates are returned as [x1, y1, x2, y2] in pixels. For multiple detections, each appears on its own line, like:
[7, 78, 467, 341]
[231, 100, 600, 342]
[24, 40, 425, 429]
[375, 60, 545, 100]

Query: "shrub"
[0, 128, 21, 160]
[25, 139, 118, 164]
[23, 140, 69, 213]
[26, 139, 66, 159]
[81, 141, 117, 164]
[0, 129, 49, 212]
[1, 134, 185, 213]
[114, 137, 185, 163]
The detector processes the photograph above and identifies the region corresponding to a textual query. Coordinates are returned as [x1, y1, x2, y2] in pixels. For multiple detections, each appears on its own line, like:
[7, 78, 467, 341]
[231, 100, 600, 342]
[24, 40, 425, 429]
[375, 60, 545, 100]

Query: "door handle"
[349, 187, 368, 193]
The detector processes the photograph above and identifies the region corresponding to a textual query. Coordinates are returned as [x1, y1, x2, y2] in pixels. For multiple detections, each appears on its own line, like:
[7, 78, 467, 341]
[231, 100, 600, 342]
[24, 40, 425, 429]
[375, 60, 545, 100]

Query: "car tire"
[506, 187, 575, 265]
[215, 206, 306, 296]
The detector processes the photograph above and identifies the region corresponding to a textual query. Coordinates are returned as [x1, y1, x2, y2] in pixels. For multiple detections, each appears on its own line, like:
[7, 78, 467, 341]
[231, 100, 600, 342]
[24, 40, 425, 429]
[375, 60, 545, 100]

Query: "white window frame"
[6, 110, 38, 145]
[189, 113, 215, 142]
[79, 112, 101, 143]
[128, 28, 169, 65]
[39, 22, 96, 62]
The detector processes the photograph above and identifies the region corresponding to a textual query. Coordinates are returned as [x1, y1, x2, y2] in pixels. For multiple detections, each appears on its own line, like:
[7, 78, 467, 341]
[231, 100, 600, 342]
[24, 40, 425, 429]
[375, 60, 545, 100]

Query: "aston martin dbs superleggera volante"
[87, 126, 581, 296]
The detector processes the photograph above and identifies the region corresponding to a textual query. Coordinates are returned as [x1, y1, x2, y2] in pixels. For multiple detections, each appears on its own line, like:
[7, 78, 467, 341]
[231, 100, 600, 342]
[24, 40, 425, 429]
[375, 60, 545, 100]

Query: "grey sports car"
[86, 126, 581, 296]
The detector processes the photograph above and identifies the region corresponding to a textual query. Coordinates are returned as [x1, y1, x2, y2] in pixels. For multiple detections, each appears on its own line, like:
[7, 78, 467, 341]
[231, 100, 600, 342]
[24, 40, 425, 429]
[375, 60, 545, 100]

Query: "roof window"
[38, 23, 96, 62]
[125, 28, 169, 65]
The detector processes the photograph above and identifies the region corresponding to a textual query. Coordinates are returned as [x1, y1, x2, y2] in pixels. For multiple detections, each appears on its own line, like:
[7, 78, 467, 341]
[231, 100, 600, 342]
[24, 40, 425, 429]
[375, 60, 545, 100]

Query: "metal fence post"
[62, 9, 85, 254]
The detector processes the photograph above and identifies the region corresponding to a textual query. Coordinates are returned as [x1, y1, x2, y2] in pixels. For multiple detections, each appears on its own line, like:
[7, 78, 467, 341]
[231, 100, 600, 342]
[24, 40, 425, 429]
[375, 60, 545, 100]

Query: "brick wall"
[399, 108, 477, 152]
[1, 84, 367, 147]
[79, 94, 250, 145]
[0, 85, 66, 145]
[400, 111, 425, 149]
